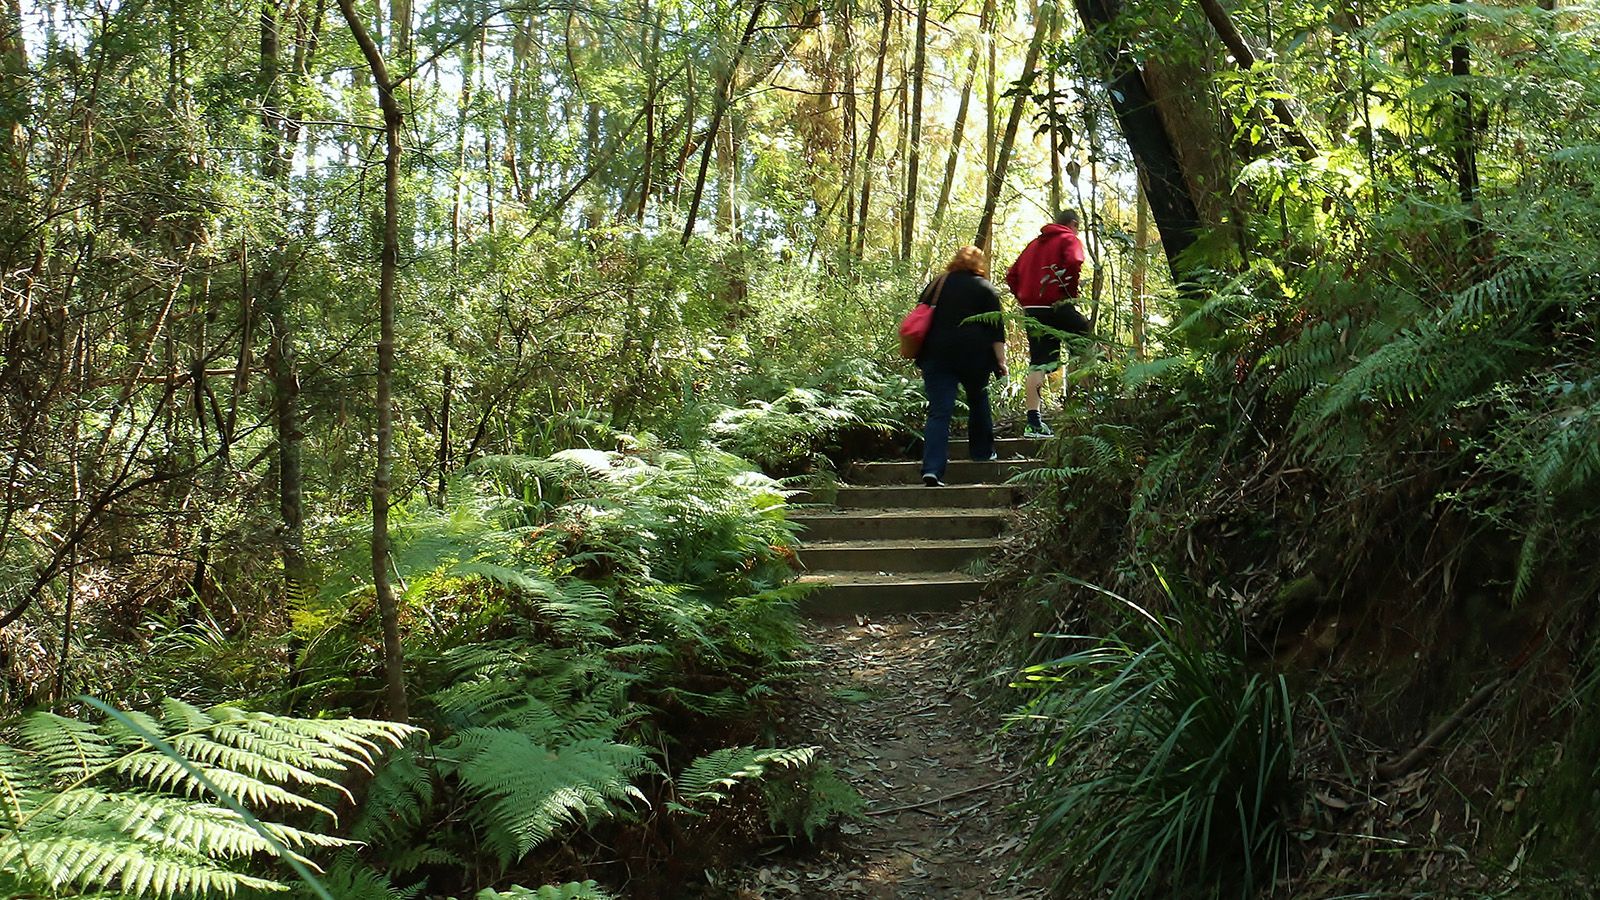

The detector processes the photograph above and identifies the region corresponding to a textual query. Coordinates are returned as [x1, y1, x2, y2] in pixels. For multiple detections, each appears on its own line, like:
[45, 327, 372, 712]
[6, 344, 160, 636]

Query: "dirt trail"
[724, 612, 1049, 899]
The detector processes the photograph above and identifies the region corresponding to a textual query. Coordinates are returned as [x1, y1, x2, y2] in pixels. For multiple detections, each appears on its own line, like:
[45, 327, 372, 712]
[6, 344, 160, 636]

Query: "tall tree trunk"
[974, 15, 1047, 254]
[1046, 2, 1063, 213]
[258, 0, 308, 625]
[929, 42, 979, 259]
[338, 0, 409, 724]
[854, 0, 892, 257]
[902, 0, 928, 261]
[682, 0, 765, 245]
[1072, 0, 1202, 277]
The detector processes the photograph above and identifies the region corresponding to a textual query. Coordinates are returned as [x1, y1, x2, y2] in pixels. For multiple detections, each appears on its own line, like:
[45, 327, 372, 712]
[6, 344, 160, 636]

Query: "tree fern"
[0, 700, 413, 900]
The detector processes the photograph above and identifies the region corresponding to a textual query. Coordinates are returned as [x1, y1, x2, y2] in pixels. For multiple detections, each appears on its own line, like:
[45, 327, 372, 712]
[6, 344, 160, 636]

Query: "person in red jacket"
[1004, 209, 1091, 436]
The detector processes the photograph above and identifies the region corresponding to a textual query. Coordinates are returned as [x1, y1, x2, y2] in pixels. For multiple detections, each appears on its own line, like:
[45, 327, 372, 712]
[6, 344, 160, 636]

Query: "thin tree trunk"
[53, 335, 85, 704]
[437, 364, 451, 501]
[1131, 185, 1149, 358]
[338, 0, 409, 724]
[682, 0, 766, 245]
[902, 0, 928, 261]
[974, 16, 1047, 253]
[984, 0, 997, 176]
[1046, 4, 1063, 212]
[855, 0, 893, 257]
[452, 31, 472, 257]
[258, 0, 309, 628]
[840, 0, 859, 260]
[1449, 0, 1480, 235]
[636, 0, 660, 224]
[894, 39, 908, 256]
[481, 31, 494, 231]
[929, 42, 979, 258]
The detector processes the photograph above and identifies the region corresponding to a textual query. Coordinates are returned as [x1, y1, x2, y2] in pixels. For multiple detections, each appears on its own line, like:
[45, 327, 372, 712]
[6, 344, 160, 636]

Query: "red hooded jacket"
[1004, 223, 1085, 307]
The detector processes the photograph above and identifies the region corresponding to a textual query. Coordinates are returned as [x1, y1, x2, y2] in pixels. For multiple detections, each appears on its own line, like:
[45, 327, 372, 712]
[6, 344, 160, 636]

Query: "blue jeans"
[921, 359, 994, 479]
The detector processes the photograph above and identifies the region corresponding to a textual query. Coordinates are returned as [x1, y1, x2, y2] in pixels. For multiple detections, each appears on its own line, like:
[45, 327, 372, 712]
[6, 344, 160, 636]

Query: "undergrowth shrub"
[1016, 581, 1296, 898]
[702, 357, 924, 477]
[284, 444, 850, 892]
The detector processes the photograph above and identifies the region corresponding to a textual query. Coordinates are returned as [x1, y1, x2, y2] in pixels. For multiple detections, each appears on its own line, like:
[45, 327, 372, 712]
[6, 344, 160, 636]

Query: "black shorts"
[1023, 303, 1091, 369]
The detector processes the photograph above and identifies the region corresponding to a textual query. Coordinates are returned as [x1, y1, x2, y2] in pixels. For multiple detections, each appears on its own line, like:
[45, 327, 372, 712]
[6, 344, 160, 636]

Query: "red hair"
[945, 245, 989, 278]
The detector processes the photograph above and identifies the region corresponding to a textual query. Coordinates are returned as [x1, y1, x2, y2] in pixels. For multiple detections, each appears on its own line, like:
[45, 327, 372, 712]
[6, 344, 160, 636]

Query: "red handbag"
[897, 275, 949, 359]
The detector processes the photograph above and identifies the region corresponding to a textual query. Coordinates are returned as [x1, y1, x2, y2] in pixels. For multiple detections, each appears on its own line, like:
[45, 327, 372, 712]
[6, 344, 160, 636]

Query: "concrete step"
[852, 459, 1044, 486]
[949, 436, 1044, 458]
[798, 572, 984, 617]
[832, 484, 1017, 510]
[790, 508, 1008, 542]
[798, 537, 998, 572]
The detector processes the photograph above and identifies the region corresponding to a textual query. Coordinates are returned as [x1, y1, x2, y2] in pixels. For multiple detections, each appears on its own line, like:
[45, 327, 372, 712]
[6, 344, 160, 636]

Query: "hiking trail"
[719, 438, 1053, 898]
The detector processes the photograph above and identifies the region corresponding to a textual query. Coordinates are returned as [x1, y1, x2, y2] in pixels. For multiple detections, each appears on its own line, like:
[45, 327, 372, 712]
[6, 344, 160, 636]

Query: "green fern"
[671, 746, 819, 807]
[436, 729, 650, 867]
[0, 699, 413, 900]
[306, 857, 423, 900]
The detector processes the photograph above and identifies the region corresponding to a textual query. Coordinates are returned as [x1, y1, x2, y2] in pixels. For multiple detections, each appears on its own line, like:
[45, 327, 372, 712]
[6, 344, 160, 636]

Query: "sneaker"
[922, 473, 946, 487]
[981, 451, 999, 461]
[1024, 421, 1054, 437]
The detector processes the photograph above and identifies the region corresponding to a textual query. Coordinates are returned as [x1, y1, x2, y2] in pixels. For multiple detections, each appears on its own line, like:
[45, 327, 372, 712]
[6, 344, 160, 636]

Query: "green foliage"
[1016, 583, 1296, 898]
[670, 746, 864, 841]
[758, 762, 867, 842]
[302, 443, 818, 886]
[0, 700, 412, 900]
[672, 745, 820, 807]
[439, 729, 649, 868]
[704, 357, 925, 476]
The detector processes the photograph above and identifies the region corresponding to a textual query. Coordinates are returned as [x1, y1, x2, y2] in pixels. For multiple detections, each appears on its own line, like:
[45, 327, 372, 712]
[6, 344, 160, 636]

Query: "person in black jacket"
[917, 245, 1009, 486]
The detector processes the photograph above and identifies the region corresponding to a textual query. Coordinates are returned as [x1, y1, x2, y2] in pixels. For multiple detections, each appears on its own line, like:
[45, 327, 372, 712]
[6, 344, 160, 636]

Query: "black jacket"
[917, 271, 1004, 374]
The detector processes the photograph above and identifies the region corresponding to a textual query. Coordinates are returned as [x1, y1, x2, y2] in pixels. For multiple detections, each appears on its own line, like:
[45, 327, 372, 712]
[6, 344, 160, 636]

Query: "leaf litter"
[709, 611, 1050, 899]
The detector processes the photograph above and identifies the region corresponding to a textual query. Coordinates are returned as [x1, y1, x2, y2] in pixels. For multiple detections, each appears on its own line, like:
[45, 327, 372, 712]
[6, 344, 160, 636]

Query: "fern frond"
[438, 728, 649, 867]
[0, 832, 288, 898]
[18, 713, 120, 781]
[1, 702, 413, 900]
[348, 746, 432, 850]
[674, 746, 819, 806]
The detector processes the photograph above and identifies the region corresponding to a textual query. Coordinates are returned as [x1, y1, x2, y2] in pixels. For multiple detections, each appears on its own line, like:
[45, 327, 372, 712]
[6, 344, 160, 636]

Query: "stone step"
[851, 459, 1044, 486]
[798, 537, 998, 573]
[798, 572, 984, 617]
[790, 508, 1008, 542]
[949, 436, 1044, 458]
[831, 484, 1017, 510]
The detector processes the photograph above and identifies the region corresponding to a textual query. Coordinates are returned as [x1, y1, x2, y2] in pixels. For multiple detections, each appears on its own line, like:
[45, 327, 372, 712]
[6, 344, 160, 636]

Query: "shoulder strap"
[924, 273, 950, 307]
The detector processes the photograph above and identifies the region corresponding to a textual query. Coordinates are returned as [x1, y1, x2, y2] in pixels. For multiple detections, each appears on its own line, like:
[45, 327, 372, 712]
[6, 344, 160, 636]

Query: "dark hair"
[1055, 209, 1080, 227]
